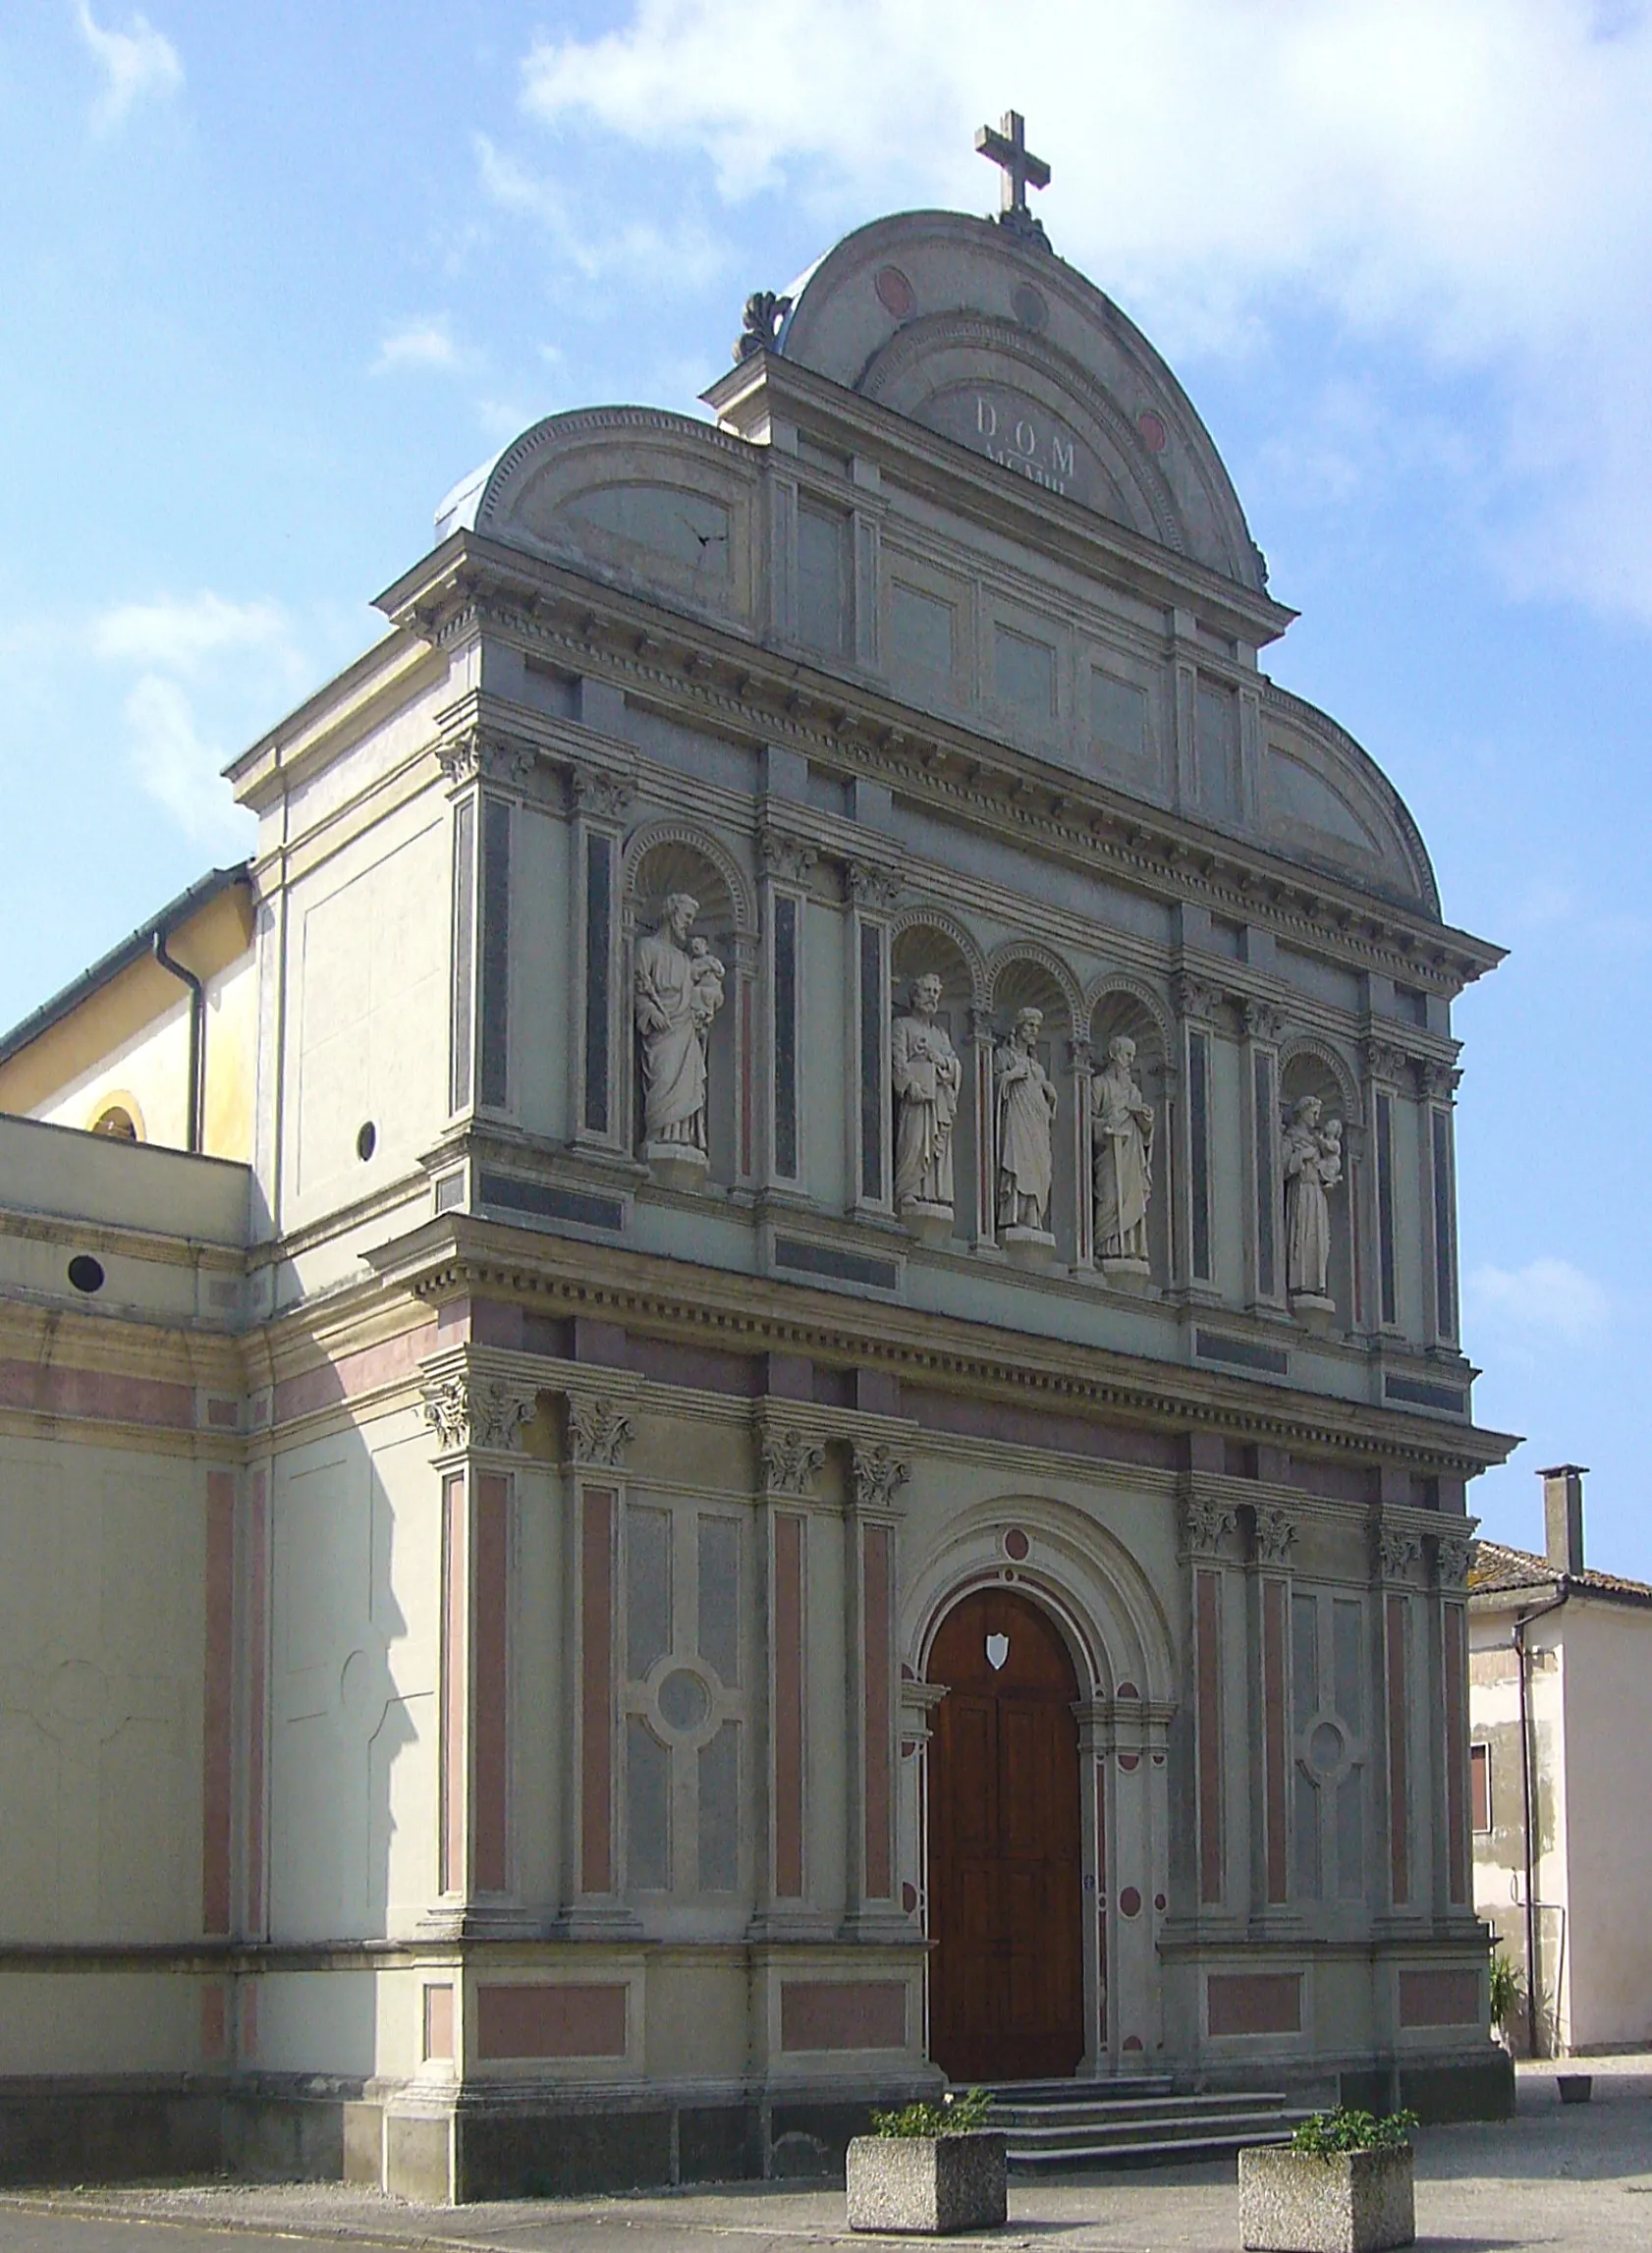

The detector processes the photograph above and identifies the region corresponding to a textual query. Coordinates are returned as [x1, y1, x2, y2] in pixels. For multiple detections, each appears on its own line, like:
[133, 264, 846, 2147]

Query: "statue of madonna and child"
[633, 891, 727, 1186]
[1282, 1092, 1344, 1317]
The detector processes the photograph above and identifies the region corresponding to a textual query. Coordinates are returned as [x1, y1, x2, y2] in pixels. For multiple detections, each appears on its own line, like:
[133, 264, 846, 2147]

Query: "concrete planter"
[1239, 2144, 1415, 2253]
[847, 2131, 1008, 2235]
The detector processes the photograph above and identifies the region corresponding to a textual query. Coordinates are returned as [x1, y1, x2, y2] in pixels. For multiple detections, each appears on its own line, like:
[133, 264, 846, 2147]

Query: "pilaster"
[842, 1437, 910, 1936]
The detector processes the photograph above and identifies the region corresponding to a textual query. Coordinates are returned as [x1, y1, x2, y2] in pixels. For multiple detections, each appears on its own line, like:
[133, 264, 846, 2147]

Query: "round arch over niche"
[623, 819, 754, 937]
[1279, 1034, 1362, 1128]
[890, 905, 987, 1009]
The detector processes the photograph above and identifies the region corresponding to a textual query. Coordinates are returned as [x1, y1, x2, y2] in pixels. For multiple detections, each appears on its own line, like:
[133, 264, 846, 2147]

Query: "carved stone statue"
[634, 893, 725, 1177]
[1092, 1034, 1154, 1272]
[995, 1008, 1058, 1236]
[892, 972, 963, 1235]
[1283, 1094, 1343, 1305]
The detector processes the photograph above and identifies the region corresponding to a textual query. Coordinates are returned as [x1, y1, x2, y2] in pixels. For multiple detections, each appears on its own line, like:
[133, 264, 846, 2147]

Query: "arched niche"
[1088, 982, 1174, 1285]
[1279, 1042, 1358, 1331]
[624, 828, 748, 1188]
[891, 917, 981, 1245]
[987, 950, 1077, 1263]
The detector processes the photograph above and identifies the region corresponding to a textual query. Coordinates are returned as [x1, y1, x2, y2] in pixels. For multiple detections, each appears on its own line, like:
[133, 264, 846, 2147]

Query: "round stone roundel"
[875, 265, 915, 319]
[658, 1668, 711, 1733]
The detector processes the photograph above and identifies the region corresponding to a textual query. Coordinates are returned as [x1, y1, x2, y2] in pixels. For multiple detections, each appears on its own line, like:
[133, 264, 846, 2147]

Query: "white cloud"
[92, 591, 290, 675]
[1467, 1256, 1612, 1344]
[74, 1, 183, 131]
[474, 134, 728, 292]
[120, 674, 249, 849]
[515, 0, 1652, 619]
[374, 316, 471, 376]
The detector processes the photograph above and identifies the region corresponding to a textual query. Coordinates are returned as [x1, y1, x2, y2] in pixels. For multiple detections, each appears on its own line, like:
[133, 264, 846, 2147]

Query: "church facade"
[0, 180, 1514, 2197]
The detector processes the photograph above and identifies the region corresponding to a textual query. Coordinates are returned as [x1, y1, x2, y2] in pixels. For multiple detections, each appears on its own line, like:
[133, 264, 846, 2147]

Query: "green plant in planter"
[871, 2087, 994, 2137]
[1290, 2107, 1418, 2157]
[1488, 1947, 1522, 2034]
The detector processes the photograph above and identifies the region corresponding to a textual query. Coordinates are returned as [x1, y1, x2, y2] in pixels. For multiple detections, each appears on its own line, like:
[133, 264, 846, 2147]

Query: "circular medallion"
[1011, 282, 1049, 332]
[1137, 410, 1169, 454]
[657, 1668, 711, 1733]
[1004, 1527, 1030, 1562]
[875, 264, 914, 319]
[1154, 1892, 1167, 1911]
[1119, 1886, 1142, 1918]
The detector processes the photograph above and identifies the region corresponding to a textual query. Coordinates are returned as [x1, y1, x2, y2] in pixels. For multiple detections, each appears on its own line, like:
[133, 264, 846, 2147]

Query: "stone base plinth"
[900, 1201, 954, 1246]
[1239, 2145, 1414, 2253]
[847, 2131, 1008, 2234]
[1290, 1291, 1338, 1330]
[1100, 1255, 1153, 1292]
[645, 1142, 710, 1191]
[1001, 1226, 1057, 1266]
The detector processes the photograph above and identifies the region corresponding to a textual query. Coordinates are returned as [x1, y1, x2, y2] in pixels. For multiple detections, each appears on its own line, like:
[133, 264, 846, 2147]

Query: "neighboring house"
[1468, 1466, 1652, 2056]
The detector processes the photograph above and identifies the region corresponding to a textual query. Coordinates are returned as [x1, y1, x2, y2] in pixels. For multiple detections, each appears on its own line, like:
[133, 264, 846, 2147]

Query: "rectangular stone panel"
[1399, 1969, 1479, 2027]
[780, 1980, 907, 2052]
[1207, 1972, 1302, 2037]
[475, 1982, 628, 2059]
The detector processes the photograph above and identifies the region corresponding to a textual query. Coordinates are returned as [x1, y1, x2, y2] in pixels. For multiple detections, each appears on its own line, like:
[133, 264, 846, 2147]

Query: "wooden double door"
[926, 1589, 1085, 2083]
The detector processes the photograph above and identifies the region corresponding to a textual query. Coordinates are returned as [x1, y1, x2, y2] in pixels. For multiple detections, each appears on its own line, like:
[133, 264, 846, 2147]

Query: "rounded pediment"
[777, 210, 1265, 590]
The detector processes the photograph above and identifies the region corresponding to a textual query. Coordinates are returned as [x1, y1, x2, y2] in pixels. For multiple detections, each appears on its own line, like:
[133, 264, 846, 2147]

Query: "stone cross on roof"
[975, 110, 1052, 248]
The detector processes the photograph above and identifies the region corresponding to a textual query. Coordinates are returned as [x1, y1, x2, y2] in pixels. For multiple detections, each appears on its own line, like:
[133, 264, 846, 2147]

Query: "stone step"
[983, 2075, 1177, 2106]
[992, 2089, 1295, 2129]
[1006, 2119, 1307, 2171]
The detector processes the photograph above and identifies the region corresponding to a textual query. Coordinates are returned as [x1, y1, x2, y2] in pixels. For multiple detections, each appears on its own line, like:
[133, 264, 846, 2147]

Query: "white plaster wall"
[0, 1439, 205, 1943]
[1558, 1604, 1652, 2048]
[266, 1408, 439, 1942]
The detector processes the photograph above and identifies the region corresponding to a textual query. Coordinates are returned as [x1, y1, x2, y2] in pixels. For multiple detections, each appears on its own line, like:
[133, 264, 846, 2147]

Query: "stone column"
[1371, 1519, 1425, 1915]
[568, 766, 633, 1153]
[1417, 1060, 1462, 1350]
[1068, 1035, 1094, 1270]
[968, 1004, 996, 1247]
[419, 1352, 543, 1933]
[1181, 1493, 1240, 1915]
[1172, 974, 1223, 1294]
[1429, 1530, 1475, 1919]
[750, 1416, 831, 1938]
[1074, 1699, 1111, 2069]
[1246, 1498, 1299, 1919]
[897, 1676, 947, 1938]
[1239, 1000, 1288, 1314]
[1361, 1039, 1409, 1335]
[1108, 1688, 1173, 2070]
[562, 1388, 640, 1932]
[843, 1439, 910, 1935]
[756, 828, 817, 1190]
[845, 862, 901, 1216]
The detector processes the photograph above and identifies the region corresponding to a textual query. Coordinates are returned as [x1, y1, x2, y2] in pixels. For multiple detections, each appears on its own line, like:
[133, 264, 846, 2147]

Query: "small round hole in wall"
[356, 1122, 377, 1162]
[68, 1255, 105, 1294]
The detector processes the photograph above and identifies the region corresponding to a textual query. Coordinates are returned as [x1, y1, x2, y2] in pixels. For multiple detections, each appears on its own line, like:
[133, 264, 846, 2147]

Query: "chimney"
[1539, 1463, 1587, 1576]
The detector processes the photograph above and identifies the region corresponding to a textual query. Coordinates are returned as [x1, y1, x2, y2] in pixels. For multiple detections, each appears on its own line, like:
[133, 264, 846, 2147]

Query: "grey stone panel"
[679, 2104, 761, 2183]
[456, 2107, 675, 2200]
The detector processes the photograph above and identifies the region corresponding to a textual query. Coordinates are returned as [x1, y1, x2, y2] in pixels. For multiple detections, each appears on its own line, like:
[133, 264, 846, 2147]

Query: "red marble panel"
[0, 1358, 193, 1429]
[423, 1983, 455, 2061]
[780, 1980, 907, 2052]
[1262, 1578, 1288, 1904]
[472, 1472, 510, 1894]
[440, 1473, 466, 1894]
[1195, 1567, 1223, 1905]
[773, 1513, 804, 1898]
[201, 1469, 234, 1936]
[1443, 1601, 1468, 1905]
[580, 1488, 615, 1894]
[1207, 1972, 1301, 2037]
[1399, 1968, 1479, 2026]
[476, 1982, 626, 2059]
[862, 1522, 893, 1900]
[1386, 1593, 1409, 1907]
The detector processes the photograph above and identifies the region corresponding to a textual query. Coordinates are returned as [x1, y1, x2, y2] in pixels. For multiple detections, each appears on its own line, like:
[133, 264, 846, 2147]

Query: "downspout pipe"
[151, 928, 204, 1155]
[1514, 1577, 1570, 2060]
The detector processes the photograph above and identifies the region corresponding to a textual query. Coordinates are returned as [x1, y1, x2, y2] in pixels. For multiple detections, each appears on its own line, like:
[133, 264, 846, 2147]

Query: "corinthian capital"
[421, 1372, 540, 1453]
[759, 1427, 827, 1498]
[850, 1441, 911, 1512]
[567, 1395, 636, 1468]
[1181, 1496, 1238, 1558]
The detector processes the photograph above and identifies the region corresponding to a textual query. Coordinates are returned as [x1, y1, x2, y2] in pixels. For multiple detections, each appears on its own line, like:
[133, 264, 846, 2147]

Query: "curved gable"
[1261, 686, 1440, 916]
[446, 409, 762, 630]
[777, 211, 1265, 590]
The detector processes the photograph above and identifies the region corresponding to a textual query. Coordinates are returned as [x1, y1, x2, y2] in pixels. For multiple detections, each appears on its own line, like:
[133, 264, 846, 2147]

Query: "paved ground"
[2, 2060, 1650, 2253]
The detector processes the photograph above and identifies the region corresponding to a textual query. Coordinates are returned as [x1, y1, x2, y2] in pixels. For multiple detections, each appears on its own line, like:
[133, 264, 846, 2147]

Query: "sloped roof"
[1470, 1538, 1652, 1609]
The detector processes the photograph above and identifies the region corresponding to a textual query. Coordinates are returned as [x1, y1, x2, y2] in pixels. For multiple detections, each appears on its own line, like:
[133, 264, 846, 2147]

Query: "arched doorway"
[926, 1588, 1084, 2083]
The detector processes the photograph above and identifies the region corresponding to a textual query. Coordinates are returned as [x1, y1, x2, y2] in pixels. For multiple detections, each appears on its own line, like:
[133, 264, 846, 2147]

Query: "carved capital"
[843, 858, 904, 913]
[1241, 999, 1288, 1045]
[1362, 1037, 1409, 1085]
[1252, 1504, 1298, 1568]
[850, 1441, 911, 1512]
[1415, 1058, 1462, 1103]
[567, 765, 633, 823]
[967, 1004, 996, 1046]
[758, 1427, 827, 1498]
[1372, 1522, 1423, 1581]
[421, 1372, 540, 1454]
[567, 1395, 635, 1469]
[1434, 1532, 1473, 1592]
[436, 727, 536, 790]
[757, 826, 819, 885]
[1181, 1496, 1239, 1558]
[1173, 972, 1224, 1024]
[1066, 1036, 1093, 1074]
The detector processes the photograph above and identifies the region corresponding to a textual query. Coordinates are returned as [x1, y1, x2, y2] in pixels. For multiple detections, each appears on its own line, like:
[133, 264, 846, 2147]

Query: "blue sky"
[3, 1, 1649, 1571]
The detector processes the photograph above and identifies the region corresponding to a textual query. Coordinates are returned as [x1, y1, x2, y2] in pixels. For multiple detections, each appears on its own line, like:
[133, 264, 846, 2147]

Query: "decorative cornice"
[850, 1441, 911, 1512]
[1181, 1495, 1239, 1558]
[567, 1394, 635, 1468]
[1252, 1504, 1298, 1568]
[758, 1426, 827, 1498]
[421, 1371, 540, 1453]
